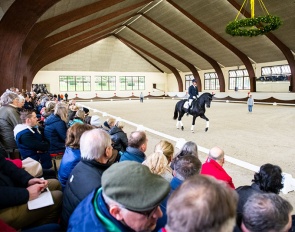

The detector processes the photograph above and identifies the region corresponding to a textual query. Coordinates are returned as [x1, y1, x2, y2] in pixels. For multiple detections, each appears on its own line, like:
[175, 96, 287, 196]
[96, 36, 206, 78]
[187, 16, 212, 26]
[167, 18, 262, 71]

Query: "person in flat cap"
[187, 79, 199, 115]
[68, 161, 171, 232]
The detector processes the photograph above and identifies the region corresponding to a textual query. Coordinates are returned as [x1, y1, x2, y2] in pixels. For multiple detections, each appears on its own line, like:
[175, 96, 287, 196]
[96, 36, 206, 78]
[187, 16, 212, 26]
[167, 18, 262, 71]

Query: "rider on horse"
[187, 79, 199, 115]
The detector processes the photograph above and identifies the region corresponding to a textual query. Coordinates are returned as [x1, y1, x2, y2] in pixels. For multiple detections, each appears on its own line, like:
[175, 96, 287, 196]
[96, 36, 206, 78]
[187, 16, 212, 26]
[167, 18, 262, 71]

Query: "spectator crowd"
[0, 87, 293, 232]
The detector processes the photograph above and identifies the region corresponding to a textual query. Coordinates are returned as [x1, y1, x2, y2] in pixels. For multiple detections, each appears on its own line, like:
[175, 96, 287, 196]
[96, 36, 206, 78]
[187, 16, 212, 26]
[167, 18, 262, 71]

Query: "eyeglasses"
[125, 205, 159, 218]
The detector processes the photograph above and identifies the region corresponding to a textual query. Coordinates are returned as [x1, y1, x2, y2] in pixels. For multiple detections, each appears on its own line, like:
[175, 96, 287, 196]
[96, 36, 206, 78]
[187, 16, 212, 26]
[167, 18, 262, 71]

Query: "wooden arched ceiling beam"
[0, 0, 59, 94]
[31, 30, 112, 79]
[114, 35, 183, 92]
[127, 26, 201, 91]
[29, 1, 152, 67]
[29, 14, 134, 68]
[142, 14, 225, 92]
[167, 0, 256, 92]
[18, 0, 127, 86]
[228, 0, 295, 92]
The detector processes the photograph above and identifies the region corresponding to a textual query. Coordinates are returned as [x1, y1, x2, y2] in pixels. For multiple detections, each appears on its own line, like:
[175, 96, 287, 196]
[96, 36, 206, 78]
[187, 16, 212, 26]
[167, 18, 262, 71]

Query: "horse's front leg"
[177, 113, 185, 130]
[200, 115, 209, 132]
[191, 116, 197, 133]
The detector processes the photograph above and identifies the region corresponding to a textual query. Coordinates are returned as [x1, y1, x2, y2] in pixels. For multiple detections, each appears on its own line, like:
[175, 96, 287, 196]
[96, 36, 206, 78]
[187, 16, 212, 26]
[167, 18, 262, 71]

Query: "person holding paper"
[0, 148, 62, 230]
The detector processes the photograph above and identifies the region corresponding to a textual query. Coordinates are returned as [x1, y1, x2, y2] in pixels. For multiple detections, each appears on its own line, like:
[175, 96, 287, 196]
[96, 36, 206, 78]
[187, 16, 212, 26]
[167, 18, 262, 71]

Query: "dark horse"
[173, 92, 214, 132]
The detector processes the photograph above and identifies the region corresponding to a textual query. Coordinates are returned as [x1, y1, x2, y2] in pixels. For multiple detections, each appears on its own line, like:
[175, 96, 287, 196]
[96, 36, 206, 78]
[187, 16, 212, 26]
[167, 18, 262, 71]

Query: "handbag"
[22, 157, 43, 177]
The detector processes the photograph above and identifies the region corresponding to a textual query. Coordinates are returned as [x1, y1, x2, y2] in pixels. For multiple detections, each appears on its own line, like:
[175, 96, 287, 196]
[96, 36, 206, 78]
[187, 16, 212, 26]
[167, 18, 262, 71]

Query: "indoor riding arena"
[79, 98, 295, 207]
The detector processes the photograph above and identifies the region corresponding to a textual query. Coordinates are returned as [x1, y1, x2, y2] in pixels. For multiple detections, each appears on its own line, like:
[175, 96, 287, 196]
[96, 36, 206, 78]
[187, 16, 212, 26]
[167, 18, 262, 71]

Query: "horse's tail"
[173, 102, 179, 120]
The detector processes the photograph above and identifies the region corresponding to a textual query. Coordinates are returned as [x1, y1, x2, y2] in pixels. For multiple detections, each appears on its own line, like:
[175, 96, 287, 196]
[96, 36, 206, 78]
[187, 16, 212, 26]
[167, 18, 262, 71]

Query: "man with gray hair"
[0, 92, 22, 155]
[241, 193, 293, 232]
[201, 146, 235, 189]
[61, 128, 114, 229]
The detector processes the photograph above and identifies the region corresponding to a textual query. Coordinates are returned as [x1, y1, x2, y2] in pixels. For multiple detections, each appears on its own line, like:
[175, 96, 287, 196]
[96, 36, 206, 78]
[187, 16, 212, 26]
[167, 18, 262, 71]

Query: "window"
[260, 65, 291, 81]
[119, 76, 145, 90]
[185, 74, 194, 91]
[95, 76, 116, 91]
[59, 76, 91, 91]
[228, 69, 250, 90]
[204, 72, 220, 90]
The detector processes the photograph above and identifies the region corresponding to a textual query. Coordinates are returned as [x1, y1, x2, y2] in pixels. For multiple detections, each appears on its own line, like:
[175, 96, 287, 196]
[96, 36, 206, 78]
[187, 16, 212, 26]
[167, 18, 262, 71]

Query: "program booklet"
[28, 188, 54, 210]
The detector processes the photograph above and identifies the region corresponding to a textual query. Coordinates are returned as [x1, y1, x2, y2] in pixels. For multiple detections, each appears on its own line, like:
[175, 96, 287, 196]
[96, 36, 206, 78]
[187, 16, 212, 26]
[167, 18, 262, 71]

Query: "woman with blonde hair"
[44, 102, 68, 154]
[143, 140, 174, 182]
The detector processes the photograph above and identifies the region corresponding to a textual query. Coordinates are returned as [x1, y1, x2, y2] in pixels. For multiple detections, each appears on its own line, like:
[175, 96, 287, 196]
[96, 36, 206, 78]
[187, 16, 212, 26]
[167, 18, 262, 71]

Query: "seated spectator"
[68, 109, 85, 127]
[170, 141, 198, 169]
[40, 101, 56, 123]
[143, 140, 174, 182]
[23, 94, 35, 110]
[89, 115, 101, 127]
[61, 129, 114, 229]
[109, 118, 128, 156]
[44, 102, 68, 155]
[156, 155, 202, 231]
[0, 92, 22, 154]
[67, 105, 78, 122]
[120, 130, 148, 163]
[162, 175, 238, 232]
[201, 146, 235, 189]
[235, 163, 284, 229]
[0, 152, 62, 230]
[100, 116, 115, 132]
[68, 161, 170, 232]
[58, 123, 93, 190]
[14, 111, 51, 169]
[241, 193, 293, 232]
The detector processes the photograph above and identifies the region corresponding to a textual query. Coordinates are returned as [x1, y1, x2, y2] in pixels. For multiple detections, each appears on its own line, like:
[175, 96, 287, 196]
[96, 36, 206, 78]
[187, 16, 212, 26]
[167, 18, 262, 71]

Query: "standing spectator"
[161, 175, 238, 232]
[247, 94, 254, 113]
[58, 123, 93, 190]
[241, 193, 293, 232]
[44, 102, 68, 155]
[61, 129, 113, 229]
[187, 79, 199, 115]
[235, 163, 284, 229]
[143, 140, 174, 182]
[120, 130, 148, 163]
[57, 94, 61, 101]
[140, 92, 144, 103]
[0, 152, 62, 230]
[64, 93, 68, 102]
[0, 92, 22, 154]
[60, 93, 64, 101]
[68, 161, 170, 232]
[14, 111, 51, 169]
[201, 146, 235, 189]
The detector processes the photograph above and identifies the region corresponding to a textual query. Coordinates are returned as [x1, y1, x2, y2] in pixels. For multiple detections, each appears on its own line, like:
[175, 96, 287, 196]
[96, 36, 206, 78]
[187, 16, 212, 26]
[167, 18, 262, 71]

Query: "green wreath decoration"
[226, 15, 282, 37]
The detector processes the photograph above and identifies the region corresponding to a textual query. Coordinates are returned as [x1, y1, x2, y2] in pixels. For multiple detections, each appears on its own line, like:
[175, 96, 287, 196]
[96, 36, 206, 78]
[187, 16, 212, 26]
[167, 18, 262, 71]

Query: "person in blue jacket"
[68, 161, 170, 232]
[58, 123, 93, 190]
[187, 79, 199, 115]
[14, 110, 51, 169]
[44, 102, 68, 154]
[119, 130, 148, 163]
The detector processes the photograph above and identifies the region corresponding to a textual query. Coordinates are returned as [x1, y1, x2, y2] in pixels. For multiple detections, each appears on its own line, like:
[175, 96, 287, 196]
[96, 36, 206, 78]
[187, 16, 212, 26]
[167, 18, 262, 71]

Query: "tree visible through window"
[95, 76, 116, 91]
[204, 72, 220, 90]
[119, 76, 145, 90]
[59, 76, 91, 91]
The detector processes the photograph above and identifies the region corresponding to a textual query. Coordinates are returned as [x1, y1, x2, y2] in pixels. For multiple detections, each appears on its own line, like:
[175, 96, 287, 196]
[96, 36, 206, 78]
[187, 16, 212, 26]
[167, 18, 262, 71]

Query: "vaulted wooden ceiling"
[0, 0, 294, 93]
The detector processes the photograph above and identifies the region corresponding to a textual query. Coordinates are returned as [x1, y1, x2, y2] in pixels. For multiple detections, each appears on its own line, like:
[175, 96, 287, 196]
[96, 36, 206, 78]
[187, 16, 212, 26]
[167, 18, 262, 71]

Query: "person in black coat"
[61, 129, 113, 229]
[235, 163, 284, 231]
[0, 147, 62, 230]
[109, 119, 128, 154]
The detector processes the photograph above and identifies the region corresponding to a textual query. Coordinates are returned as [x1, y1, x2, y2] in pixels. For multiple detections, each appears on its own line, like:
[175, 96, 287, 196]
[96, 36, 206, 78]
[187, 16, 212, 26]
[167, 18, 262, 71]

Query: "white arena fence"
[78, 102, 295, 194]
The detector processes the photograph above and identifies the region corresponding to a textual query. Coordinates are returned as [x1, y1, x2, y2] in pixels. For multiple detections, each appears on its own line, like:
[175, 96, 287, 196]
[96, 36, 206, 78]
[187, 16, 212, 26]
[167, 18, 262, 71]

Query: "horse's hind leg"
[200, 115, 209, 132]
[191, 116, 197, 133]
